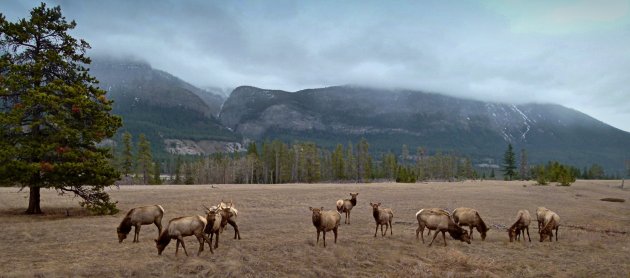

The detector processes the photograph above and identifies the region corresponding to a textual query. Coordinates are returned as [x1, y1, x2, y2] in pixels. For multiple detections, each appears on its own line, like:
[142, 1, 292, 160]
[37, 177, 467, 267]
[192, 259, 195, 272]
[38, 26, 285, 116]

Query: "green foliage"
[151, 160, 162, 185]
[121, 132, 133, 176]
[503, 144, 517, 181]
[136, 134, 153, 184]
[396, 166, 416, 183]
[0, 4, 121, 214]
[587, 164, 605, 179]
[533, 161, 578, 186]
[184, 162, 194, 185]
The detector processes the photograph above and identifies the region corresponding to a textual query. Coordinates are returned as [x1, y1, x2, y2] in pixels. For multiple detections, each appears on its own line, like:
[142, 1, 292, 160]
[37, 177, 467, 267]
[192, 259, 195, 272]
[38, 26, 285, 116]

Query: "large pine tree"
[0, 4, 122, 214]
[502, 144, 517, 181]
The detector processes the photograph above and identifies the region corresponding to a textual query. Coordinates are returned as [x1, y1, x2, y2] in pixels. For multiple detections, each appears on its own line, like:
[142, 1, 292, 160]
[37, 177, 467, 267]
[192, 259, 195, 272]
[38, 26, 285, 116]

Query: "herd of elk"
[117, 193, 563, 255]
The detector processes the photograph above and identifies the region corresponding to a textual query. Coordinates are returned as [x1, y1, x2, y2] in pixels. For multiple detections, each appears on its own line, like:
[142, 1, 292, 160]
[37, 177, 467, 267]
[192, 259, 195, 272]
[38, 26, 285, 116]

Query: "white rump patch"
[415, 209, 424, 217]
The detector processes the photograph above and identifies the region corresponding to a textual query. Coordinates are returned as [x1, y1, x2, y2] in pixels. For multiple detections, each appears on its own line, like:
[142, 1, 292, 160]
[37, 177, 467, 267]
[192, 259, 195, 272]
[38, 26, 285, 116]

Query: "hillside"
[220, 86, 630, 171]
[89, 58, 240, 155]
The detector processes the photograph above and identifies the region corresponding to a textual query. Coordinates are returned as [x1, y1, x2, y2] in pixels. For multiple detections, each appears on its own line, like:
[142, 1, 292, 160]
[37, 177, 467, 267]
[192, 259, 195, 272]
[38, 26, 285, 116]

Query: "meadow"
[0, 180, 628, 277]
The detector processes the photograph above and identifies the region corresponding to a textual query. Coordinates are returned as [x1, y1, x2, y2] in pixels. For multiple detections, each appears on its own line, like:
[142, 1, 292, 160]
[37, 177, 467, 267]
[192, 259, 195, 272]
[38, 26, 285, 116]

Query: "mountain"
[220, 86, 630, 171]
[89, 58, 241, 155]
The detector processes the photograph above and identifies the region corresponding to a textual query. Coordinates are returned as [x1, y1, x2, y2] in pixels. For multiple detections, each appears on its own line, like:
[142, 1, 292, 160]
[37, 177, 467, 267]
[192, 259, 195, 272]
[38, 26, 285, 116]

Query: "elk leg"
[133, 225, 140, 242]
[175, 239, 180, 256]
[178, 236, 189, 256]
[382, 224, 385, 236]
[390, 220, 393, 235]
[442, 231, 447, 247]
[323, 231, 327, 247]
[429, 230, 441, 246]
[214, 231, 220, 249]
[526, 227, 531, 242]
[203, 232, 214, 254]
[415, 226, 421, 240]
[427, 230, 431, 236]
[155, 221, 162, 236]
[555, 227, 559, 241]
[228, 219, 241, 240]
[196, 234, 204, 255]
[469, 226, 474, 240]
[347, 210, 351, 225]
[333, 226, 338, 244]
[374, 224, 378, 237]
[317, 230, 320, 245]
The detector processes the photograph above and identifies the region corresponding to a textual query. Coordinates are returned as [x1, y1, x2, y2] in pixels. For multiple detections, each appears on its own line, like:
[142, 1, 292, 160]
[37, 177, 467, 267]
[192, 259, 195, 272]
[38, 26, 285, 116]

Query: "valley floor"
[0, 180, 629, 277]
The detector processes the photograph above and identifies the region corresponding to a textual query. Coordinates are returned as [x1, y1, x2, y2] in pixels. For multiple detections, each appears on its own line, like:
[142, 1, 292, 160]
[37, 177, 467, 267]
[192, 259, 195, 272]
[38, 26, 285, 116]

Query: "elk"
[508, 209, 532, 242]
[370, 202, 393, 237]
[117, 205, 164, 243]
[416, 208, 471, 246]
[336, 192, 359, 224]
[218, 200, 241, 240]
[539, 210, 560, 242]
[155, 215, 213, 256]
[203, 206, 228, 249]
[536, 207, 550, 230]
[309, 207, 341, 247]
[452, 207, 489, 241]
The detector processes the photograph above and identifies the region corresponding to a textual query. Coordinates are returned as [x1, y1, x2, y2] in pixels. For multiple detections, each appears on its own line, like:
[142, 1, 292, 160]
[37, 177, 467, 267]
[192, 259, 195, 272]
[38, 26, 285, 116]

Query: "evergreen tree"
[136, 134, 152, 184]
[345, 141, 357, 181]
[331, 144, 345, 180]
[121, 132, 133, 177]
[0, 4, 122, 214]
[490, 168, 496, 179]
[588, 164, 605, 179]
[184, 162, 194, 184]
[401, 144, 409, 165]
[502, 144, 516, 181]
[357, 138, 370, 182]
[152, 160, 162, 185]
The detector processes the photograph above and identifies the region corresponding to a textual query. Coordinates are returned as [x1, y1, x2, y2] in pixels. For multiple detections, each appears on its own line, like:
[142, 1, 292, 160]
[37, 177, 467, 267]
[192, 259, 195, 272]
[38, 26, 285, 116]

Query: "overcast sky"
[3, 0, 630, 132]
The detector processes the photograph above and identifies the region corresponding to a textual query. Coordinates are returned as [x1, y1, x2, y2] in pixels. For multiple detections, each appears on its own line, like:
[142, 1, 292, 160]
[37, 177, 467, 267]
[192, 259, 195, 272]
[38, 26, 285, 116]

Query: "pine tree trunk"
[26, 186, 42, 214]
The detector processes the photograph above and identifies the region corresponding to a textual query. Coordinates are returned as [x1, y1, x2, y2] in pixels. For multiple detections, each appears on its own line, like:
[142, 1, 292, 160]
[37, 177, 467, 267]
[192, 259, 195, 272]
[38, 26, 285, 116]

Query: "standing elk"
[416, 208, 471, 246]
[508, 209, 532, 242]
[336, 192, 359, 224]
[453, 207, 490, 241]
[218, 200, 241, 240]
[117, 205, 164, 243]
[370, 202, 394, 237]
[539, 210, 560, 242]
[203, 206, 228, 249]
[155, 215, 213, 256]
[309, 206, 341, 247]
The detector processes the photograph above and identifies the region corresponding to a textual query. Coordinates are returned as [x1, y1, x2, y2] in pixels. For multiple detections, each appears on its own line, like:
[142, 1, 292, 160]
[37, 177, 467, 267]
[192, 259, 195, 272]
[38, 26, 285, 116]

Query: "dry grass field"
[0, 180, 629, 277]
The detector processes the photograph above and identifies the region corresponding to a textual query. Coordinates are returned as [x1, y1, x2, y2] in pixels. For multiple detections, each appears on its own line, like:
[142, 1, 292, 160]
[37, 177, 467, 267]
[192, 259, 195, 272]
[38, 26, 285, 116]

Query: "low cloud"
[3, 1, 630, 131]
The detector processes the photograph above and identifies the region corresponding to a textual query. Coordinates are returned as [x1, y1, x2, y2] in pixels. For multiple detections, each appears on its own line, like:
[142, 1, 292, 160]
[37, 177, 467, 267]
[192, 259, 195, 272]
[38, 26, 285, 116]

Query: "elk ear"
[320, 207, 324, 211]
[378, 202, 381, 206]
[309, 207, 313, 211]
[154, 239, 158, 243]
[369, 202, 373, 206]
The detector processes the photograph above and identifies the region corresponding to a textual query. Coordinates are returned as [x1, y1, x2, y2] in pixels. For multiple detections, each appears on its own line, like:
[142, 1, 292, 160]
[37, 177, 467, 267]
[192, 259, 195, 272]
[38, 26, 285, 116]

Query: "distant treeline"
[111, 134, 620, 185]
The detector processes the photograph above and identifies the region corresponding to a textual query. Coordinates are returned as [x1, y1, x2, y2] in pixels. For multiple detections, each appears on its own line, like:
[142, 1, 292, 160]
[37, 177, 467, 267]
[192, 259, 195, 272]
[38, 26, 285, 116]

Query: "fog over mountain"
[3, 0, 630, 132]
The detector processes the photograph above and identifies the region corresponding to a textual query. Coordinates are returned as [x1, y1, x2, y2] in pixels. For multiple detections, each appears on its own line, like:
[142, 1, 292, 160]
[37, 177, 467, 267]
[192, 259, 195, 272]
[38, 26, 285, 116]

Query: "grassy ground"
[0, 180, 628, 277]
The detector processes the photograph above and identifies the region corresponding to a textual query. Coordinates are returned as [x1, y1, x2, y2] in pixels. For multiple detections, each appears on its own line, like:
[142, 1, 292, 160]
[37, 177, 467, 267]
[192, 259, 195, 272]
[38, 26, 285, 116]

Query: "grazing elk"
[336, 192, 359, 224]
[536, 207, 550, 230]
[539, 210, 560, 242]
[309, 206, 341, 247]
[155, 215, 213, 256]
[218, 200, 241, 240]
[203, 206, 228, 249]
[426, 208, 450, 236]
[370, 202, 394, 237]
[452, 207, 490, 241]
[416, 208, 471, 246]
[117, 205, 164, 243]
[508, 209, 532, 242]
